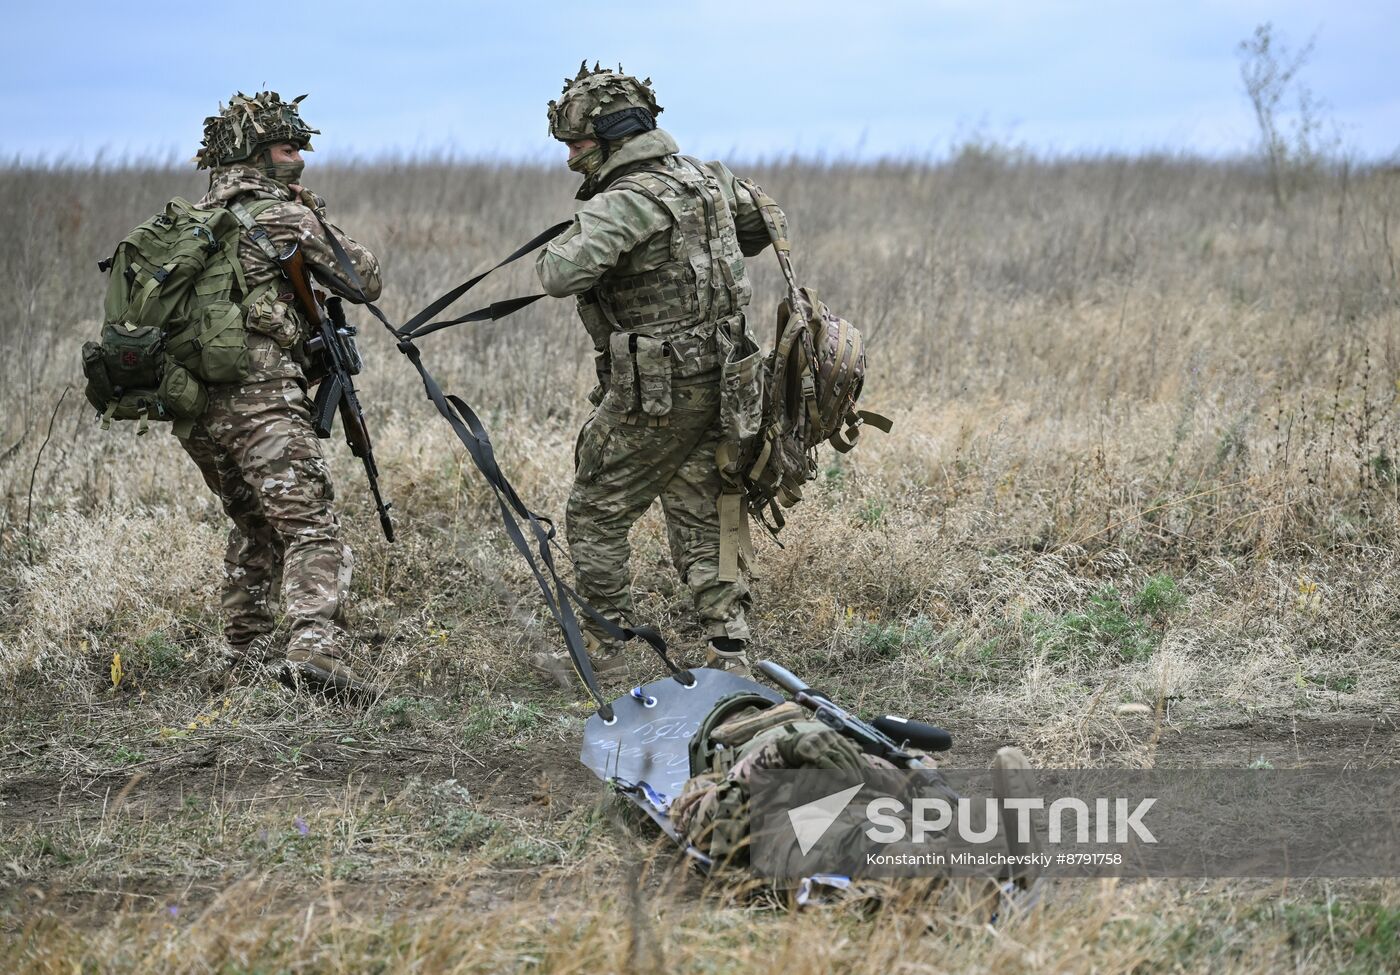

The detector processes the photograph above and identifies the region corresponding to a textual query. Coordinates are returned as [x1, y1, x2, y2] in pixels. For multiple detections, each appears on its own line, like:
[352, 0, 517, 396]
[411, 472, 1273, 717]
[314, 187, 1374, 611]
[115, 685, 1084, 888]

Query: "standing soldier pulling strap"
[534, 64, 787, 681]
[186, 91, 383, 696]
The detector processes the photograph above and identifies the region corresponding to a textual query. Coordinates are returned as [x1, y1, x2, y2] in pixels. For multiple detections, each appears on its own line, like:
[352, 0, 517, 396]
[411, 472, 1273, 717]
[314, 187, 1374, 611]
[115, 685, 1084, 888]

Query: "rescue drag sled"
[580, 660, 956, 872]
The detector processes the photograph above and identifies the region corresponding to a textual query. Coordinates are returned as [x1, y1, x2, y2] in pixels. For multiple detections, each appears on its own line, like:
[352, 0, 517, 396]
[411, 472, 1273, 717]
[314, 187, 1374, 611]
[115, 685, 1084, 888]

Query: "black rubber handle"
[756, 659, 809, 696]
[872, 715, 953, 752]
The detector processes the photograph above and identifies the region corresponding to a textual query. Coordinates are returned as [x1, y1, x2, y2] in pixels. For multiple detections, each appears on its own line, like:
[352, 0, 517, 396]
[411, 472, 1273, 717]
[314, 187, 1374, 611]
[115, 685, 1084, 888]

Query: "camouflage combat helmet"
[547, 62, 663, 143]
[195, 91, 318, 169]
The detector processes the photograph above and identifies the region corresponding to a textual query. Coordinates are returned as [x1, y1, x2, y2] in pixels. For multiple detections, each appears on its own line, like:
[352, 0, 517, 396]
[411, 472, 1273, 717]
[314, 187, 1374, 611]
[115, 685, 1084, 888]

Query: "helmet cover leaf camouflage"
[547, 62, 663, 141]
[196, 91, 319, 169]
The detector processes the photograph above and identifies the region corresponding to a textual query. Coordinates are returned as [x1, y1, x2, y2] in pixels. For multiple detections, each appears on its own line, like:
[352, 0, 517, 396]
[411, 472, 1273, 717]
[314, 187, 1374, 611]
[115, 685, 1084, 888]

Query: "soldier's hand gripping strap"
[312, 214, 691, 716]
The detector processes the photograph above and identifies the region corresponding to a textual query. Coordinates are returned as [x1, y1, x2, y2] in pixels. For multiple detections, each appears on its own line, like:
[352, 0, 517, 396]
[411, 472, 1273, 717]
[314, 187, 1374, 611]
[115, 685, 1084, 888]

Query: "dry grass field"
[1, 152, 1397, 972]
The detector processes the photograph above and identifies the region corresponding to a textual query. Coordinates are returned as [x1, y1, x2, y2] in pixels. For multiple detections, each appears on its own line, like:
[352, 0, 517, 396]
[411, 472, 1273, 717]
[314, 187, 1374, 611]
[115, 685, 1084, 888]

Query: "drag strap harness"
[313, 215, 691, 720]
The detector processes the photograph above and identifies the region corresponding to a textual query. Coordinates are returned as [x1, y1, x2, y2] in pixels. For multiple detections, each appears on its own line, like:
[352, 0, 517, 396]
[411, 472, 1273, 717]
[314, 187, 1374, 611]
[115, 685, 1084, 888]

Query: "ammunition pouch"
[635, 335, 673, 418]
[602, 331, 674, 418]
[243, 288, 302, 349]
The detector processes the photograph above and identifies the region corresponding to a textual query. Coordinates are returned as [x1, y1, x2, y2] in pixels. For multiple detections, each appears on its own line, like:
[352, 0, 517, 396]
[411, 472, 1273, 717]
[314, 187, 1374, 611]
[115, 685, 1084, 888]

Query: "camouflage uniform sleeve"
[251, 197, 383, 302]
[706, 161, 781, 257]
[730, 174, 782, 257]
[536, 189, 672, 297]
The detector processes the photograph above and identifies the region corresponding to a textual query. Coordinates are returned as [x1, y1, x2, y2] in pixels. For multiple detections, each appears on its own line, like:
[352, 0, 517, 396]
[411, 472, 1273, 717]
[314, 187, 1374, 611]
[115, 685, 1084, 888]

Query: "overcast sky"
[3, 0, 1396, 163]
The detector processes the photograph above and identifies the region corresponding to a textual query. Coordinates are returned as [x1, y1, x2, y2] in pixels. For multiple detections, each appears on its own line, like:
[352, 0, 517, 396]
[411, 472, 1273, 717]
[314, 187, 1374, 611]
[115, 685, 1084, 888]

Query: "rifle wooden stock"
[338, 395, 374, 468]
[280, 246, 323, 330]
[276, 241, 394, 541]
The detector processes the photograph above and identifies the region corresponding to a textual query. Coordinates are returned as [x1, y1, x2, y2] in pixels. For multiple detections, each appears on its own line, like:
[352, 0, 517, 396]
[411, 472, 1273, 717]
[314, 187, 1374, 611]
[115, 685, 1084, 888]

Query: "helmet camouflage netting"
[547, 62, 663, 141]
[196, 91, 318, 169]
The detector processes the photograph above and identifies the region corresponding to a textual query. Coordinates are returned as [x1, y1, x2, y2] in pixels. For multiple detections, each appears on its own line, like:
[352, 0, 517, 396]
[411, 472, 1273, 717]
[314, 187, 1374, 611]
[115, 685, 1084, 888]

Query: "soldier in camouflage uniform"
[186, 92, 382, 695]
[534, 64, 786, 679]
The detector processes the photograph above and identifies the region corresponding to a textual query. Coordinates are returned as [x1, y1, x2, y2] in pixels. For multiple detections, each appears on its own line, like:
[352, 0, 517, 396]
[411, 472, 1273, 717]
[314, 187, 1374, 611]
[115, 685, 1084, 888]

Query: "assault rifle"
[277, 243, 395, 541]
[756, 659, 952, 767]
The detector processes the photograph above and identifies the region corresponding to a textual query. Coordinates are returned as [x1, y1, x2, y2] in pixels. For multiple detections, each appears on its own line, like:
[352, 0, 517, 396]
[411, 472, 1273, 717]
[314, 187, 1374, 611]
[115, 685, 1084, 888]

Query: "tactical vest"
[586, 156, 752, 380]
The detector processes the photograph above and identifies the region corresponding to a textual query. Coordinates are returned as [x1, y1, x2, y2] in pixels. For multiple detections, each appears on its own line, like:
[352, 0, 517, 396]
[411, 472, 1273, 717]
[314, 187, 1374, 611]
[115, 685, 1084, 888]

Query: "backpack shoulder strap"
[227, 198, 282, 262]
[735, 176, 800, 299]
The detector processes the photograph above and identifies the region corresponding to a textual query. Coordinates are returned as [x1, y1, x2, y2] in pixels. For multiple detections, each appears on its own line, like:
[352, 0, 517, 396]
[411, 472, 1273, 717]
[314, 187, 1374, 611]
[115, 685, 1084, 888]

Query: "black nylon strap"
[310, 212, 686, 713]
[410, 293, 551, 340]
[400, 221, 572, 338]
[405, 343, 611, 714]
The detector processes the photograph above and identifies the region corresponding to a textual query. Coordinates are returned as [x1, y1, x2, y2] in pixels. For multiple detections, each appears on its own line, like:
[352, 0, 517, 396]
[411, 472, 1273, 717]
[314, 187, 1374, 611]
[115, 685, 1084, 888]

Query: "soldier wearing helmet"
[184, 91, 382, 697]
[535, 64, 788, 680]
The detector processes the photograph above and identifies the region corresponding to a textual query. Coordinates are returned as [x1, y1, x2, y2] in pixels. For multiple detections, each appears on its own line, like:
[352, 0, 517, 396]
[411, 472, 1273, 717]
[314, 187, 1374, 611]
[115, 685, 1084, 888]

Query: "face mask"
[259, 153, 305, 186]
[567, 145, 604, 177]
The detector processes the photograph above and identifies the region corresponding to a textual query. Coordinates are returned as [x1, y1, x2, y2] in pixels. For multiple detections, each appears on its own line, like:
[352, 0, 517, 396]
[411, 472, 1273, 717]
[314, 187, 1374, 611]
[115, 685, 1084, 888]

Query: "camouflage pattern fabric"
[181, 380, 351, 659]
[547, 63, 662, 142]
[196, 91, 317, 169]
[196, 167, 382, 386]
[671, 718, 899, 863]
[183, 166, 380, 662]
[537, 126, 784, 652]
[567, 381, 752, 647]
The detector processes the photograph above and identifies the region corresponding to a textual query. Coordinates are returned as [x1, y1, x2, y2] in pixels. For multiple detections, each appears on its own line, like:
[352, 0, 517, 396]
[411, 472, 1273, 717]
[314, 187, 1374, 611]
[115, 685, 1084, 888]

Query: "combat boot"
[530, 634, 627, 690]
[279, 648, 379, 702]
[217, 634, 280, 690]
[705, 637, 752, 677]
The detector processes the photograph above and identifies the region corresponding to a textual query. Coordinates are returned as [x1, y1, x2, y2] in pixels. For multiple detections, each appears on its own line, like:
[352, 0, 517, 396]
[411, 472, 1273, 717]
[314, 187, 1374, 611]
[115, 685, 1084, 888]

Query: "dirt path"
[4, 707, 1395, 931]
[7, 715, 1394, 825]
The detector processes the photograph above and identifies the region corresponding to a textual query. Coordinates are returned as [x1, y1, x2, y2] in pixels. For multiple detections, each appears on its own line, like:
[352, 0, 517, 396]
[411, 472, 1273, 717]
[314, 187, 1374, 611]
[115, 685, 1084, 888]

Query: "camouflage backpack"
[714, 181, 892, 578]
[83, 196, 278, 433]
[671, 696, 890, 866]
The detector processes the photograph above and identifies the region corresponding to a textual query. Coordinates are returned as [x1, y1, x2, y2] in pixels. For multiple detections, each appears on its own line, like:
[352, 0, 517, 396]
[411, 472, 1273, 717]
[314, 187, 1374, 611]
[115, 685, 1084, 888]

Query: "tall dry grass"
[1, 153, 1397, 971]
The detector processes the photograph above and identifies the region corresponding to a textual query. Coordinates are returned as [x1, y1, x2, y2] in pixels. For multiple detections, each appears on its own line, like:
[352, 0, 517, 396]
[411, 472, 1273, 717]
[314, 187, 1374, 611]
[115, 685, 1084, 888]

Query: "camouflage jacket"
[197, 166, 382, 384]
[537, 129, 780, 382]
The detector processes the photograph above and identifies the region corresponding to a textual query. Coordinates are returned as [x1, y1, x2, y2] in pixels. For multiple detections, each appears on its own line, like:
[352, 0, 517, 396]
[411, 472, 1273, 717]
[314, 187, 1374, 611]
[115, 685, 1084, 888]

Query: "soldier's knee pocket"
[259, 455, 336, 510]
[574, 417, 614, 482]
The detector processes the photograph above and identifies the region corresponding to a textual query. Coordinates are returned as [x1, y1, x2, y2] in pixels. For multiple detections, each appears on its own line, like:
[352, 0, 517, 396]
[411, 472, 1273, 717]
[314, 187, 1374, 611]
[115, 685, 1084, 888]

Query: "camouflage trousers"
[566, 379, 751, 651]
[180, 379, 352, 660]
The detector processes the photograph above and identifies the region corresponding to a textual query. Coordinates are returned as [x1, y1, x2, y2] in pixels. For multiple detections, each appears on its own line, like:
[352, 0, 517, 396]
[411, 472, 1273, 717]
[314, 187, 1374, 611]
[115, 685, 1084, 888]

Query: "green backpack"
[83, 197, 278, 433]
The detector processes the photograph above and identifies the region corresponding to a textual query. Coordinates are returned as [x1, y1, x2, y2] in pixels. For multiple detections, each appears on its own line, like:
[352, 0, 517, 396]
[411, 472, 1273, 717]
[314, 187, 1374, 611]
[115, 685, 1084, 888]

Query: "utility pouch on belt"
[717, 321, 763, 475]
[605, 331, 637, 413]
[604, 332, 673, 418]
[633, 335, 673, 418]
